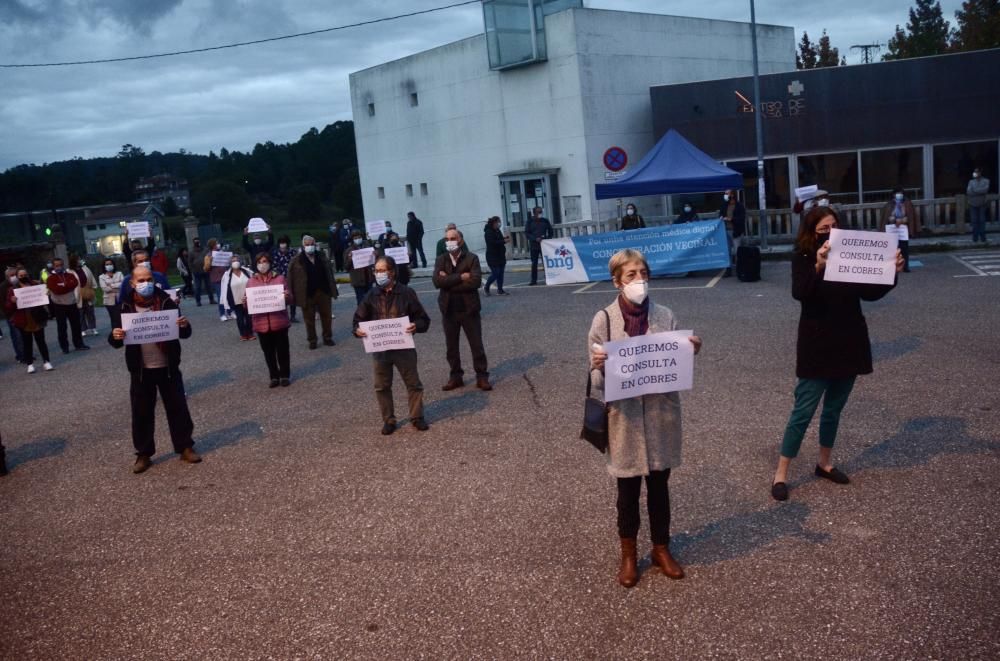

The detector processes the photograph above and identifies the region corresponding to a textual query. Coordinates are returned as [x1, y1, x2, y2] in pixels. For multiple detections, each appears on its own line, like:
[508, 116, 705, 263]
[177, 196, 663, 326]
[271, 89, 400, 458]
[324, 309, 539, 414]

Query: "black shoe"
[323, 339, 336, 347]
[771, 481, 789, 501]
[133, 455, 152, 474]
[412, 418, 429, 431]
[75, 345, 90, 351]
[483, 287, 491, 296]
[815, 465, 850, 484]
[381, 422, 395, 436]
[723, 268, 733, 278]
[269, 379, 280, 388]
[280, 378, 290, 387]
[62, 349, 70, 355]
[498, 290, 510, 296]
[528, 281, 538, 286]
[0, 452, 7, 476]
[309, 341, 318, 350]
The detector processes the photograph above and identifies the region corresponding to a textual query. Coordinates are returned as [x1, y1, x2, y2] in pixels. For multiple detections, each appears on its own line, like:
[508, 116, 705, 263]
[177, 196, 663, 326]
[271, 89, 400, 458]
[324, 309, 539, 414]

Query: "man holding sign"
[770, 207, 903, 502]
[109, 266, 200, 474]
[587, 249, 702, 588]
[353, 256, 431, 436]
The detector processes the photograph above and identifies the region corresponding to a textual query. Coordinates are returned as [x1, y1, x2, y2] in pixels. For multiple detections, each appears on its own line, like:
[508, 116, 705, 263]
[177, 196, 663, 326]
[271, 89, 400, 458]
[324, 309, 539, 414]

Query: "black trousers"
[21, 329, 50, 364]
[258, 328, 291, 379]
[129, 368, 195, 457]
[52, 303, 85, 351]
[899, 240, 910, 271]
[442, 312, 488, 379]
[530, 247, 542, 284]
[409, 240, 427, 268]
[617, 469, 671, 544]
[105, 304, 121, 329]
[333, 246, 345, 272]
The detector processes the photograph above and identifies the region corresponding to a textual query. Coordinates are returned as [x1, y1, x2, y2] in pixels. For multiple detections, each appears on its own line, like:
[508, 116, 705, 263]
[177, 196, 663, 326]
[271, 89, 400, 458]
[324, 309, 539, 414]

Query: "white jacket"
[220, 266, 254, 308]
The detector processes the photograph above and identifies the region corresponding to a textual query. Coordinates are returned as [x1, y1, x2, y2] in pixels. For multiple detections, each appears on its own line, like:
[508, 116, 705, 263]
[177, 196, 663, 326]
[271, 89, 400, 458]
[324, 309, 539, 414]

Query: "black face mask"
[816, 231, 832, 247]
[19, 276, 29, 283]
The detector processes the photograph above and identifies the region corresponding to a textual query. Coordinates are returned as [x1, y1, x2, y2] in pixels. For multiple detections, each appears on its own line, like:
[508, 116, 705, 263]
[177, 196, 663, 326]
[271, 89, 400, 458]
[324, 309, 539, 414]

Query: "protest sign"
[603, 330, 694, 403]
[824, 229, 898, 286]
[164, 288, 180, 302]
[384, 246, 409, 264]
[365, 220, 387, 239]
[247, 217, 268, 233]
[351, 247, 375, 269]
[211, 251, 233, 267]
[13, 284, 49, 309]
[126, 221, 150, 239]
[540, 220, 730, 285]
[794, 184, 818, 202]
[245, 284, 286, 314]
[885, 223, 909, 242]
[122, 309, 179, 345]
[358, 317, 415, 353]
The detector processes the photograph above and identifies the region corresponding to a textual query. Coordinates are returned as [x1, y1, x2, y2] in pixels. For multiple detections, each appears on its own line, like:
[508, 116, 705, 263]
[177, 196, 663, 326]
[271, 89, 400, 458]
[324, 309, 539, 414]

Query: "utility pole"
[850, 44, 881, 64]
[749, 0, 768, 249]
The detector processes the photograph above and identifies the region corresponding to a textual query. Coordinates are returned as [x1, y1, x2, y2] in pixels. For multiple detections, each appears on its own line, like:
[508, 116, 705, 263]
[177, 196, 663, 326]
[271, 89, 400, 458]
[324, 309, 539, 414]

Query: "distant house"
[135, 174, 190, 209]
[77, 203, 164, 255]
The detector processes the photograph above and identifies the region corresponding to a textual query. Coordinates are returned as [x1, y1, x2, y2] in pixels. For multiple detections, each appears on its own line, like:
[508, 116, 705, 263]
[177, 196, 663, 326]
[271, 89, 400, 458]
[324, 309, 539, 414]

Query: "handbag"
[580, 310, 611, 453]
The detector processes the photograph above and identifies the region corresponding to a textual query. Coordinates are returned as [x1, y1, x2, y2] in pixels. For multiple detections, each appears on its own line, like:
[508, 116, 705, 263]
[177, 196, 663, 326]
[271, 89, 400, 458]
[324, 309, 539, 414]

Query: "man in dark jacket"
[405, 211, 426, 268]
[525, 207, 553, 285]
[287, 234, 338, 350]
[433, 228, 491, 391]
[243, 222, 274, 264]
[337, 220, 355, 271]
[353, 255, 432, 435]
[109, 266, 200, 474]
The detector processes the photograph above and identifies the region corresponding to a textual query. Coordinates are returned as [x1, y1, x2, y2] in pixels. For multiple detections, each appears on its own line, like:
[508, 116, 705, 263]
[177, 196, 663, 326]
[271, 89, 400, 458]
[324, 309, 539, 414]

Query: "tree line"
[0, 121, 362, 231]
[796, 0, 997, 69]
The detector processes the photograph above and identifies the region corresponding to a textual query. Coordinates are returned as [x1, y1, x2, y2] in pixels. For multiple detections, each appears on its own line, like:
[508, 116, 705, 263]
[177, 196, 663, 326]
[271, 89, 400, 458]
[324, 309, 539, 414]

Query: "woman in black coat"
[771, 206, 903, 501]
[483, 216, 510, 296]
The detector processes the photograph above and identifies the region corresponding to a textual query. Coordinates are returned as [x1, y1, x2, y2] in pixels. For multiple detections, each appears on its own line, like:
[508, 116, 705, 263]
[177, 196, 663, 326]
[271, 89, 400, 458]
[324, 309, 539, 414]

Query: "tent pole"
[749, 0, 768, 249]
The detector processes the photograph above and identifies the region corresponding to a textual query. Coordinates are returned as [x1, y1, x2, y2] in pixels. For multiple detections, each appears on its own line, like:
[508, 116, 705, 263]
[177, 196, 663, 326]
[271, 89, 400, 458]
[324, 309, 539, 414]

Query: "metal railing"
[505, 194, 999, 258]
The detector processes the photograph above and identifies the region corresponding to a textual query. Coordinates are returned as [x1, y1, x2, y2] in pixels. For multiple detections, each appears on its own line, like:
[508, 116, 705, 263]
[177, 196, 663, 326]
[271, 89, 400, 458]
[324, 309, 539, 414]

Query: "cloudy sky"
[0, 0, 962, 171]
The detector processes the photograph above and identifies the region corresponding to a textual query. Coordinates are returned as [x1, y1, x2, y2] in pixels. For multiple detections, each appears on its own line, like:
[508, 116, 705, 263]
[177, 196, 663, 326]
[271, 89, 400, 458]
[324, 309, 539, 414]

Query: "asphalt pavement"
[1, 252, 998, 659]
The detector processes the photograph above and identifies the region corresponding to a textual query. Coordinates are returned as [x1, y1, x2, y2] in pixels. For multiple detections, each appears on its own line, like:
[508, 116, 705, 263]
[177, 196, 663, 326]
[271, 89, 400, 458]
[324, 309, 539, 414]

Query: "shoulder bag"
[580, 310, 610, 453]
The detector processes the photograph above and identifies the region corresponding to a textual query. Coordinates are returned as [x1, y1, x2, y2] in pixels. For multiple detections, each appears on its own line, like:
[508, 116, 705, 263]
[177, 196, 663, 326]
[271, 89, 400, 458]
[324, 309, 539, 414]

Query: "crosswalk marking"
[952, 251, 1000, 277]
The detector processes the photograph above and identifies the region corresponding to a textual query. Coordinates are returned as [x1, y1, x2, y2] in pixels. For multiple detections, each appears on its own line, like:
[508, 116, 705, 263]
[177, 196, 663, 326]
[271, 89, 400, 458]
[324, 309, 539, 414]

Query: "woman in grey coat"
[589, 249, 702, 588]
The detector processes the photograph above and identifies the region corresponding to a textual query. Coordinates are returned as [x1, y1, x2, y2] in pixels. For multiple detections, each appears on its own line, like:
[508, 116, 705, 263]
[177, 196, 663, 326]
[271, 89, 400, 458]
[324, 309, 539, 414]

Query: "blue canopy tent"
[595, 129, 742, 199]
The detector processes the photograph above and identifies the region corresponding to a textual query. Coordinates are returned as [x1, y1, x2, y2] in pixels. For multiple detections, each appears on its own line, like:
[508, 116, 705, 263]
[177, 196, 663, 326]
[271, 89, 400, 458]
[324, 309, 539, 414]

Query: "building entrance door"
[499, 173, 558, 229]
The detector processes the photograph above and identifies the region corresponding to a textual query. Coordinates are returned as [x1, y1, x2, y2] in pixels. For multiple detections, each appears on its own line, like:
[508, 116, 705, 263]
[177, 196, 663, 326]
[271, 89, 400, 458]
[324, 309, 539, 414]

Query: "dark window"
[367, 102, 375, 117]
[377, 187, 385, 199]
[722, 157, 791, 210]
[420, 183, 428, 196]
[410, 92, 418, 107]
[405, 184, 413, 197]
[87, 224, 97, 231]
[861, 147, 924, 203]
[933, 140, 997, 198]
[797, 152, 859, 205]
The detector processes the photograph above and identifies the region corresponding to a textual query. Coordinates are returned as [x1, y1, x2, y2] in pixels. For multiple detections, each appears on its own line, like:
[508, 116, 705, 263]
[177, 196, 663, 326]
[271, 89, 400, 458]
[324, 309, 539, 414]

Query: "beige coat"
[588, 300, 683, 478]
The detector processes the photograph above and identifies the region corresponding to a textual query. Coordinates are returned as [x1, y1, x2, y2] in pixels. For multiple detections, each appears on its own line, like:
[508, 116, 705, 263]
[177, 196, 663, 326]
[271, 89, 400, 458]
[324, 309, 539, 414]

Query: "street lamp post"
[749, 0, 769, 250]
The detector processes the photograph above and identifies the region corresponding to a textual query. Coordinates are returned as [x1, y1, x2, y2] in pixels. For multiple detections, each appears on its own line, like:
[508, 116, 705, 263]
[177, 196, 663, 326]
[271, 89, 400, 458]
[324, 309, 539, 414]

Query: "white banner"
[13, 284, 49, 309]
[122, 309, 179, 345]
[824, 229, 898, 286]
[126, 221, 150, 239]
[540, 239, 588, 285]
[247, 217, 268, 233]
[365, 220, 386, 239]
[245, 284, 286, 314]
[351, 247, 375, 269]
[384, 246, 409, 264]
[211, 250, 233, 267]
[603, 330, 694, 403]
[358, 316, 415, 353]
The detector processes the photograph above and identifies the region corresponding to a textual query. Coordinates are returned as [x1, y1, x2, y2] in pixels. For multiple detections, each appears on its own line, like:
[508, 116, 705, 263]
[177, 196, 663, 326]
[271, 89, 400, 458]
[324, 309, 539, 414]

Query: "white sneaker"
[26, 364, 36, 374]
[220, 315, 228, 322]
[227, 313, 236, 320]
[43, 362, 54, 371]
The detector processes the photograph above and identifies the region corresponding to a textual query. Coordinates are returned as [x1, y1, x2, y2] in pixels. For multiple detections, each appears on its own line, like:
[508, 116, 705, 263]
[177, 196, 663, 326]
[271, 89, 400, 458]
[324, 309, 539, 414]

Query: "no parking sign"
[603, 146, 628, 172]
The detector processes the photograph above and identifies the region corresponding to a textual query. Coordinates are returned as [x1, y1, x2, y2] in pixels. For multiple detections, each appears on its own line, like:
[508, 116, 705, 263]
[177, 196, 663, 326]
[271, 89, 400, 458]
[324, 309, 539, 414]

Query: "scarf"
[618, 295, 649, 337]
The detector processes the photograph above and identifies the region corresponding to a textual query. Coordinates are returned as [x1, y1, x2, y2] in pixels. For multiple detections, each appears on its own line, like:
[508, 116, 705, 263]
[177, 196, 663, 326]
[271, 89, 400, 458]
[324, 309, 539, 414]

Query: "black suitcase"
[736, 245, 761, 282]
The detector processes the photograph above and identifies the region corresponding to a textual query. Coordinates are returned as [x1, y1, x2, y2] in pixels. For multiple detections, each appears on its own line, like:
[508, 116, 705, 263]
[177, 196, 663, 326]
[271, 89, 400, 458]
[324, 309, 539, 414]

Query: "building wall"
[349, 8, 794, 250]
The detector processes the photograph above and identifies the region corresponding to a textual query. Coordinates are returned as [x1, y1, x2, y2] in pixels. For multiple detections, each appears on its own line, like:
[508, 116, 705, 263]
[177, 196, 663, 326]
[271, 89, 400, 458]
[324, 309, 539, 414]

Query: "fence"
[506, 194, 998, 259]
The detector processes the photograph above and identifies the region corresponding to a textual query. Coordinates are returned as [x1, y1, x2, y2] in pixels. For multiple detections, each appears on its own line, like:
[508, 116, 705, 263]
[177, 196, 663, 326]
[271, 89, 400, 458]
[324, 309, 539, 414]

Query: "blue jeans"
[214, 282, 227, 316]
[485, 262, 506, 292]
[6, 319, 24, 362]
[970, 206, 987, 242]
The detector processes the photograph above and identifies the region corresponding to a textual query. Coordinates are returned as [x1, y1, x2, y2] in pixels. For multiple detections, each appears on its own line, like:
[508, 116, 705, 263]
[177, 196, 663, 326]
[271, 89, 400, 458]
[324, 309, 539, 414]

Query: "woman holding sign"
[246, 253, 293, 387]
[770, 207, 904, 502]
[221, 255, 256, 342]
[588, 249, 702, 588]
[4, 267, 54, 373]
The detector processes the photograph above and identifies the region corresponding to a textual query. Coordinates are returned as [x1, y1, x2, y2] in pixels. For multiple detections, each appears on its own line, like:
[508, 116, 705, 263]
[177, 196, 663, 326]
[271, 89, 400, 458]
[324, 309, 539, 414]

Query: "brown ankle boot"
[617, 537, 639, 588]
[651, 544, 684, 579]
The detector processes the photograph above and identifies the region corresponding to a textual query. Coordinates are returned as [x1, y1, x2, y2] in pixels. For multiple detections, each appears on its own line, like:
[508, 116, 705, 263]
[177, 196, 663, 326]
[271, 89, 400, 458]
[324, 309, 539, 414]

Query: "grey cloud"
[79, 0, 184, 33]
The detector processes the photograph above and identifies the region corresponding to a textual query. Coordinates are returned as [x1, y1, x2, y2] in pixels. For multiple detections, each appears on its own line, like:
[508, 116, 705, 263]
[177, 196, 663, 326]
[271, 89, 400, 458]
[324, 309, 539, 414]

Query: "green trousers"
[780, 377, 856, 459]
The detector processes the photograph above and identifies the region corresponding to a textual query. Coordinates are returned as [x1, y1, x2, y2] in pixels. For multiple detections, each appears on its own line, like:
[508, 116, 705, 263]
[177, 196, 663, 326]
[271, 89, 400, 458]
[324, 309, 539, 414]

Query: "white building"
[349, 5, 794, 252]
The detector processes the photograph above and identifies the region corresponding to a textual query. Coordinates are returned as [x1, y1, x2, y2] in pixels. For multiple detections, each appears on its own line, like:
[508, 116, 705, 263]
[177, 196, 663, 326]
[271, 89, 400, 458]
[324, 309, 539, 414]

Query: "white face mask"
[304, 244, 316, 254]
[105, 264, 114, 272]
[973, 172, 980, 178]
[353, 238, 362, 246]
[895, 194, 904, 202]
[683, 206, 692, 213]
[231, 261, 241, 269]
[279, 243, 288, 251]
[254, 239, 262, 245]
[723, 194, 730, 202]
[626, 208, 635, 216]
[375, 272, 390, 287]
[445, 240, 459, 253]
[622, 280, 648, 305]
[8, 275, 17, 285]
[257, 262, 270, 274]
